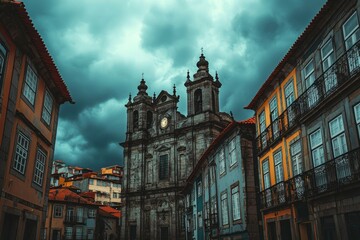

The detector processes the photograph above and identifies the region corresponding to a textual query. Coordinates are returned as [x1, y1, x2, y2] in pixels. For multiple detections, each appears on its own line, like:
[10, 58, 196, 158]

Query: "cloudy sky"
[22, 0, 326, 170]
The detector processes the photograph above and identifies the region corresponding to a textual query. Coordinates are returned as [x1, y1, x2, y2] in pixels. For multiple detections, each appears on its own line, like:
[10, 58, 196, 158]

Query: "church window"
[159, 154, 169, 180]
[194, 89, 202, 114]
[133, 110, 139, 129]
[147, 111, 153, 129]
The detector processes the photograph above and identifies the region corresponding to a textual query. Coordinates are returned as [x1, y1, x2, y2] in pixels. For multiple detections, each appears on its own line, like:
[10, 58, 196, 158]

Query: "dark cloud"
[22, 0, 326, 171]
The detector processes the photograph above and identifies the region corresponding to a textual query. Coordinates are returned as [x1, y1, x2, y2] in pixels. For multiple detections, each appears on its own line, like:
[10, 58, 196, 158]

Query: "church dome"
[196, 53, 209, 72]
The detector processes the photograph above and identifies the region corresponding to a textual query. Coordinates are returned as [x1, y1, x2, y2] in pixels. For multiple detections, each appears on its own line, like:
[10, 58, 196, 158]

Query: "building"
[96, 206, 121, 240]
[50, 160, 93, 187]
[67, 172, 122, 207]
[121, 53, 232, 240]
[183, 118, 261, 240]
[101, 165, 124, 182]
[0, 2, 72, 240]
[45, 188, 98, 240]
[245, 0, 360, 239]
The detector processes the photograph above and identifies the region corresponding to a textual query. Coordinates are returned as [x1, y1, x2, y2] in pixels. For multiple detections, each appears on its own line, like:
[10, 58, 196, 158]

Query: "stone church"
[120, 53, 232, 240]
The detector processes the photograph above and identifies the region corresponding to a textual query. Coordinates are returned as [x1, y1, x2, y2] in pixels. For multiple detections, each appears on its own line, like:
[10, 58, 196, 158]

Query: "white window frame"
[33, 148, 46, 186]
[219, 148, 226, 175]
[321, 39, 337, 92]
[23, 65, 38, 105]
[65, 227, 72, 240]
[262, 160, 270, 190]
[310, 129, 325, 167]
[274, 150, 283, 183]
[259, 110, 266, 133]
[0, 42, 7, 89]
[221, 191, 229, 226]
[284, 79, 295, 108]
[354, 103, 360, 138]
[329, 115, 348, 158]
[42, 91, 53, 125]
[343, 11, 360, 50]
[228, 138, 237, 167]
[231, 185, 241, 221]
[290, 140, 303, 176]
[13, 131, 30, 174]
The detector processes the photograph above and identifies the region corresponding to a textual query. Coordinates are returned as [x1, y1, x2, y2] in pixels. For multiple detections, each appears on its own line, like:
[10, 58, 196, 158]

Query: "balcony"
[259, 147, 360, 210]
[256, 39, 360, 154]
[64, 215, 85, 225]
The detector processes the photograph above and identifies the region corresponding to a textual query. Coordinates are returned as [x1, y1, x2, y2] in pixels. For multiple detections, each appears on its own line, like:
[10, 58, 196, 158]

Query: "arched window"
[194, 89, 202, 114]
[133, 110, 139, 129]
[147, 111, 153, 129]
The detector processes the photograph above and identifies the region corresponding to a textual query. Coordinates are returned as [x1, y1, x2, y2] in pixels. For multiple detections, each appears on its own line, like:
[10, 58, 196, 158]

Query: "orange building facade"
[246, 1, 360, 239]
[0, 2, 72, 240]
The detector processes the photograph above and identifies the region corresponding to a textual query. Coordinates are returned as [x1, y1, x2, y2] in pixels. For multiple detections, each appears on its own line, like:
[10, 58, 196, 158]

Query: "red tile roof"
[245, 0, 332, 110]
[49, 188, 93, 204]
[239, 116, 255, 125]
[5, 1, 72, 103]
[99, 206, 121, 218]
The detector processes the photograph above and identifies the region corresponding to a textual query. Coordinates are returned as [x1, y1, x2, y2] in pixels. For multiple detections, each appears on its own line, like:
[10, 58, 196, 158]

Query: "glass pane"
[343, 12, 359, 39]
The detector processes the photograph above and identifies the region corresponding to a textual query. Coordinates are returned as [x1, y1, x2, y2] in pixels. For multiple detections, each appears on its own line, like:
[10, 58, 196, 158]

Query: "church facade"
[120, 54, 232, 240]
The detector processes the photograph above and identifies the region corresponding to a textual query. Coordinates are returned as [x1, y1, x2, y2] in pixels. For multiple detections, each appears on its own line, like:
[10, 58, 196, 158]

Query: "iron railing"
[256, 39, 360, 153]
[259, 147, 360, 210]
[63, 215, 85, 224]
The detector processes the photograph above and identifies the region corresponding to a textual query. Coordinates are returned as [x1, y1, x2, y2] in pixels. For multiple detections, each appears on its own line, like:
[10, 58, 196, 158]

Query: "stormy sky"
[22, 0, 326, 171]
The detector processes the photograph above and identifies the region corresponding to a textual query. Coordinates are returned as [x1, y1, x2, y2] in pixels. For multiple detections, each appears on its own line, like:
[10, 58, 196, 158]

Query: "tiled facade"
[246, 0, 360, 239]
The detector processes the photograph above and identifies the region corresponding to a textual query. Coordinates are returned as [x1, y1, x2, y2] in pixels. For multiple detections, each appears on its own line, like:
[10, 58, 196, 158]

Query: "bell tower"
[185, 52, 221, 116]
[125, 76, 154, 141]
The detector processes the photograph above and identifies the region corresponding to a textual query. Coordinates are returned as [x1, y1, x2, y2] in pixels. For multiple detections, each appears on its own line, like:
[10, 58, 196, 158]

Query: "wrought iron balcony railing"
[256, 39, 360, 154]
[64, 215, 85, 224]
[259, 147, 360, 210]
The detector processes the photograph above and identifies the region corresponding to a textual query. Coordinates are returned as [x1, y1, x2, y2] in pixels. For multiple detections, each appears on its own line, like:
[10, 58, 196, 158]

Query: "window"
[290, 140, 302, 176]
[274, 150, 283, 183]
[303, 60, 318, 107]
[321, 39, 337, 92]
[65, 227, 72, 240]
[259, 110, 267, 148]
[270, 96, 279, 139]
[343, 12, 360, 72]
[218, 148, 226, 175]
[146, 111, 153, 129]
[113, 192, 117, 198]
[0, 42, 7, 92]
[88, 209, 96, 218]
[96, 180, 102, 186]
[13, 131, 30, 174]
[204, 170, 208, 190]
[194, 89, 202, 114]
[54, 205, 63, 218]
[262, 160, 270, 190]
[228, 138, 237, 167]
[33, 148, 46, 186]
[284, 79, 295, 107]
[146, 161, 153, 183]
[329, 115, 347, 157]
[133, 110, 139, 129]
[159, 154, 169, 180]
[23, 65, 38, 105]
[231, 185, 241, 221]
[221, 192, 229, 225]
[354, 103, 360, 138]
[89, 179, 94, 185]
[310, 129, 325, 167]
[42, 91, 53, 125]
[87, 229, 94, 240]
[76, 208, 83, 223]
[75, 226, 82, 240]
[197, 181, 202, 197]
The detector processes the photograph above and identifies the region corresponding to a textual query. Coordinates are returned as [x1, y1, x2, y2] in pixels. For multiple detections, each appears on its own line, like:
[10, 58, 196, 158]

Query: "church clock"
[160, 117, 169, 129]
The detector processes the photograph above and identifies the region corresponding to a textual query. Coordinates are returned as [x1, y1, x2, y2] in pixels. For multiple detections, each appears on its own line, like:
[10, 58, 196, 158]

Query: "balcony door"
[310, 129, 327, 191]
[304, 60, 318, 108]
[291, 140, 304, 199]
[321, 39, 337, 92]
[270, 96, 279, 140]
[329, 115, 350, 181]
[343, 12, 360, 73]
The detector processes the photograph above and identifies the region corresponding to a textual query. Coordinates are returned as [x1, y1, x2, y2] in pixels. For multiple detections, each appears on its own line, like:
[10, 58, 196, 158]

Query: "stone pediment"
[154, 144, 171, 152]
[154, 90, 179, 105]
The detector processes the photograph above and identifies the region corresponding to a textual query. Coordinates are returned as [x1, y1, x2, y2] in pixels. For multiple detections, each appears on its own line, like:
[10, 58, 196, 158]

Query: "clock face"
[160, 117, 168, 129]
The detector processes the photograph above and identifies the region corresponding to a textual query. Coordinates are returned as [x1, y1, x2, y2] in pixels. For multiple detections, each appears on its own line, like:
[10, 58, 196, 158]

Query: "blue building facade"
[183, 119, 261, 240]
